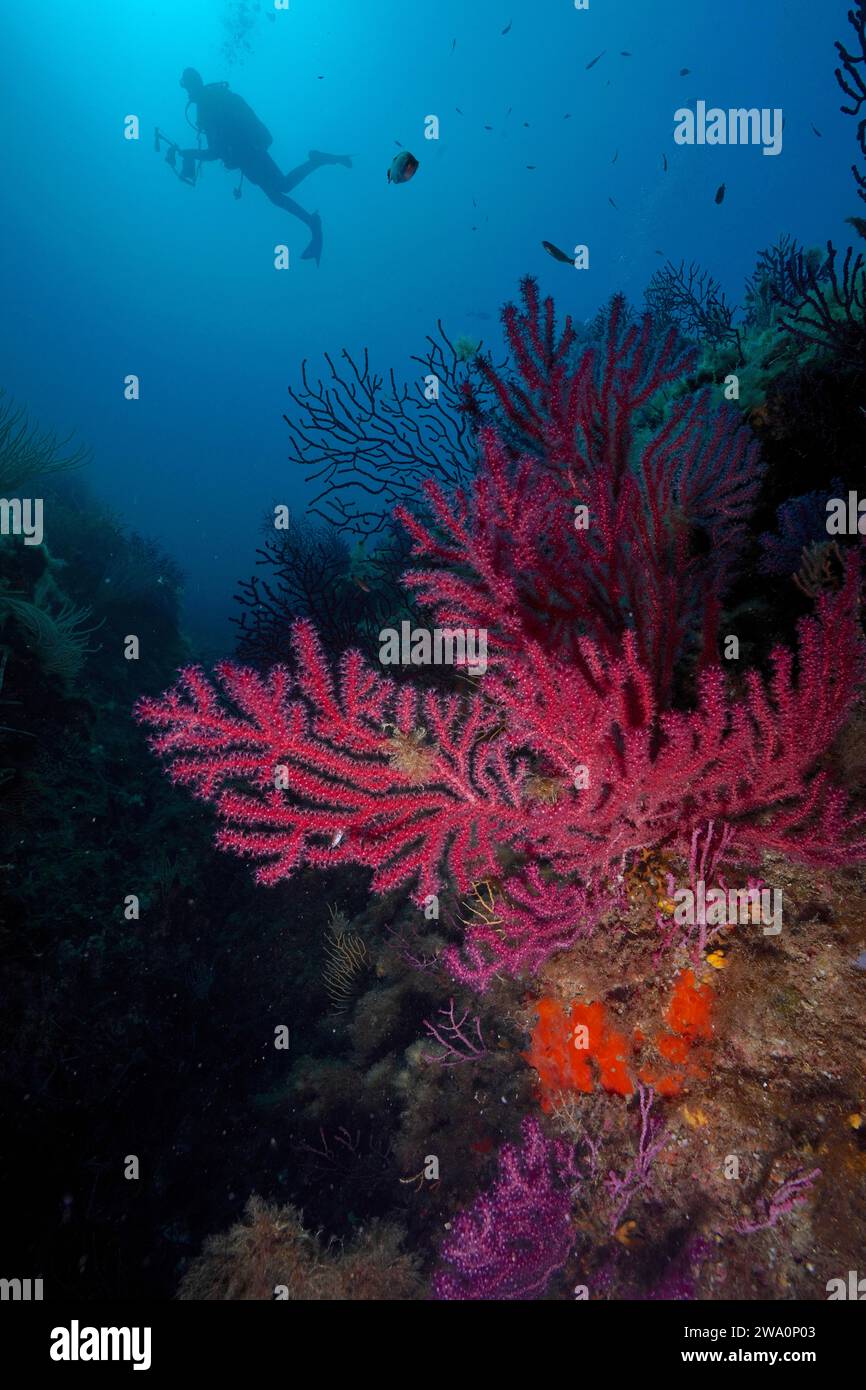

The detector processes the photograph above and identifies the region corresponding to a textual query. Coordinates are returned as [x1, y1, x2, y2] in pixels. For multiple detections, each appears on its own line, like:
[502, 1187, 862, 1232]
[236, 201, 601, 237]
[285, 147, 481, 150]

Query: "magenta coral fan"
[136, 278, 866, 986]
[431, 1116, 577, 1300]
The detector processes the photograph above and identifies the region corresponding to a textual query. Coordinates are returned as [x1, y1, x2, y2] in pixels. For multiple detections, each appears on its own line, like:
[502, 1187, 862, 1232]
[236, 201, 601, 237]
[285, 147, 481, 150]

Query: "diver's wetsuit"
[179, 81, 350, 264]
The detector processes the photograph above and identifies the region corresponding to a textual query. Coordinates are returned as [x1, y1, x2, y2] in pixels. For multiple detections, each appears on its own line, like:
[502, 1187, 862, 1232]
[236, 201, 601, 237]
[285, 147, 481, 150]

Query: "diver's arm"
[179, 147, 221, 162]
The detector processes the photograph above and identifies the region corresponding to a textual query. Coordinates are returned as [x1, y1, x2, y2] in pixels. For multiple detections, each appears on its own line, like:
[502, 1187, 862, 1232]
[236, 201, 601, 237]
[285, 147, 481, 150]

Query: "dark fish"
[523, 121, 530, 127]
[612, 149, 618, 163]
[506, 106, 512, 116]
[394, 140, 402, 147]
[526, 164, 536, 170]
[586, 50, 606, 69]
[542, 240, 573, 265]
[502, 20, 512, 35]
[455, 107, 463, 114]
[679, 67, 690, 76]
[714, 182, 725, 205]
[387, 151, 419, 185]
[846, 215, 866, 239]
[608, 196, 618, 209]
[563, 113, 571, 119]
[662, 153, 668, 171]
[811, 123, 822, 137]
[654, 249, 665, 256]
[451, 38, 456, 52]
[621, 51, 632, 57]
[467, 311, 491, 320]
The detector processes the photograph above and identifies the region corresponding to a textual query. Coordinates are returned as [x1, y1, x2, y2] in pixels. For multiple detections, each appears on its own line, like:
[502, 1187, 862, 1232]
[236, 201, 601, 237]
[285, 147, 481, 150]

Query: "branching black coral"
[283, 324, 493, 536]
[836, 3, 866, 202]
[644, 260, 739, 349]
[776, 240, 866, 369]
[743, 235, 823, 329]
[232, 516, 414, 667]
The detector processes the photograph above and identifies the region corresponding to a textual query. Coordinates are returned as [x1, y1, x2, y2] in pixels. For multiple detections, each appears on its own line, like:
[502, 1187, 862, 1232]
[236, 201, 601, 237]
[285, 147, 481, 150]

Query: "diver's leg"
[263, 188, 323, 265]
[280, 151, 352, 191]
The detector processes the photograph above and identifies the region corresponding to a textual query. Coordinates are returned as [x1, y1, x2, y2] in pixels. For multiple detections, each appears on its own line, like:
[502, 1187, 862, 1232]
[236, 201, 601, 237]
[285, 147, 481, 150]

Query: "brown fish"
[542, 240, 573, 265]
[714, 182, 725, 204]
[388, 151, 419, 184]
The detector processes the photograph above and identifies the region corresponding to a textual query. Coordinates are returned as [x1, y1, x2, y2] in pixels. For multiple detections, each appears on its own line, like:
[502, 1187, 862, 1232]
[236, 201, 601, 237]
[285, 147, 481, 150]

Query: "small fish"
[586, 50, 606, 69]
[505, 106, 512, 116]
[611, 149, 618, 163]
[394, 139, 403, 147]
[455, 107, 463, 115]
[563, 113, 571, 119]
[621, 51, 632, 57]
[451, 37, 456, 52]
[523, 121, 530, 127]
[466, 311, 491, 321]
[679, 67, 690, 76]
[608, 195, 618, 209]
[484, 124, 493, 131]
[846, 215, 866, 239]
[654, 249, 665, 256]
[542, 240, 573, 265]
[317, 75, 324, 79]
[387, 151, 419, 184]
[526, 164, 536, 170]
[811, 123, 822, 137]
[714, 181, 725, 204]
[501, 20, 512, 35]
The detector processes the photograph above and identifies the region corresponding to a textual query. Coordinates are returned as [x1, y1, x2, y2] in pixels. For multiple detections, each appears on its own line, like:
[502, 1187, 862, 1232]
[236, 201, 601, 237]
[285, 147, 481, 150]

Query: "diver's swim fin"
[308, 149, 353, 169]
[301, 212, 323, 267]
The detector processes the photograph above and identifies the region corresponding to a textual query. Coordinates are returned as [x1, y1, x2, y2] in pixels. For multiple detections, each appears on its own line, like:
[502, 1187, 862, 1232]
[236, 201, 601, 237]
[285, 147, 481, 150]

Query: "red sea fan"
[398, 282, 763, 701]
[137, 278, 866, 987]
[136, 619, 537, 901]
[136, 562, 865, 926]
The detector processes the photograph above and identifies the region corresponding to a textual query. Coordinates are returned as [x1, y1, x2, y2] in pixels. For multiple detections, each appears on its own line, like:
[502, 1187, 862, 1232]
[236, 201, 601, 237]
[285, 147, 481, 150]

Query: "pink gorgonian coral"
[431, 1115, 578, 1300]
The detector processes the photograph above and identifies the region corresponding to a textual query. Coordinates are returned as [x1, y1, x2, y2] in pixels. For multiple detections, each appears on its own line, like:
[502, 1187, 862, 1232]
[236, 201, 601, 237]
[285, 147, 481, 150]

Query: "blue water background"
[0, 0, 854, 652]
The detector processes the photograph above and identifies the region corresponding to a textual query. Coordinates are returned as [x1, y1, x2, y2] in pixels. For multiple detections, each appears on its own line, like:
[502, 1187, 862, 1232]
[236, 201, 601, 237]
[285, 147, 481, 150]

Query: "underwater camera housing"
[154, 127, 197, 185]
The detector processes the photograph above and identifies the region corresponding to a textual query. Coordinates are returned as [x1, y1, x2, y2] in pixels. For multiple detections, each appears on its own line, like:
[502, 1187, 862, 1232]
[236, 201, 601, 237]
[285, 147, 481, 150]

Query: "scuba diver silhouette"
[172, 68, 351, 265]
